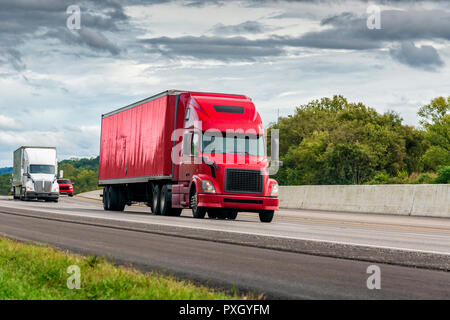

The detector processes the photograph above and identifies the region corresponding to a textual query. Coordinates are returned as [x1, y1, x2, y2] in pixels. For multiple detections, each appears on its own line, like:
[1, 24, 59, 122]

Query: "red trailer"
[99, 90, 279, 222]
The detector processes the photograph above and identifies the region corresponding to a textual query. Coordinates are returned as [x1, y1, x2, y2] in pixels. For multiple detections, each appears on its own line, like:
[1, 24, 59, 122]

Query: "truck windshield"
[29, 165, 55, 174]
[202, 132, 265, 156]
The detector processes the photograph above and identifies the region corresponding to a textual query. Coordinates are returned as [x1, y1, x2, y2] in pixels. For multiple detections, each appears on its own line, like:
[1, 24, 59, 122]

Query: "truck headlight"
[201, 180, 216, 194]
[270, 183, 279, 197]
[25, 181, 34, 192]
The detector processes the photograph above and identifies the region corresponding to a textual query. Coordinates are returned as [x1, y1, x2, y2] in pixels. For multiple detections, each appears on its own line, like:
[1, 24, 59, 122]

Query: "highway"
[0, 195, 449, 299]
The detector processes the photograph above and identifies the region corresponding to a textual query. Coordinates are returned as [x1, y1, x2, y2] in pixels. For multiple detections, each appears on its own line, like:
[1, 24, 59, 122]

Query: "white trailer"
[12, 146, 59, 202]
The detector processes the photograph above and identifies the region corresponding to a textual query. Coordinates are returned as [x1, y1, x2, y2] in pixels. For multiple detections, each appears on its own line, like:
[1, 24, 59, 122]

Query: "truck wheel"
[259, 210, 274, 223]
[160, 185, 183, 217]
[160, 185, 171, 216]
[110, 186, 125, 211]
[171, 208, 183, 216]
[207, 209, 217, 219]
[103, 187, 110, 210]
[152, 184, 161, 215]
[20, 187, 26, 201]
[217, 210, 227, 220]
[227, 210, 238, 220]
[191, 190, 206, 219]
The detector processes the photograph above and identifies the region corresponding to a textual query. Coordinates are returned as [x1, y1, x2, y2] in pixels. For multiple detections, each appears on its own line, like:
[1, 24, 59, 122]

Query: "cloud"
[3, 49, 26, 72]
[0, 115, 22, 130]
[139, 7, 450, 62]
[210, 21, 268, 35]
[390, 42, 444, 70]
[78, 28, 121, 55]
[0, 125, 101, 159]
[293, 9, 450, 50]
[141, 36, 285, 60]
[0, 0, 127, 71]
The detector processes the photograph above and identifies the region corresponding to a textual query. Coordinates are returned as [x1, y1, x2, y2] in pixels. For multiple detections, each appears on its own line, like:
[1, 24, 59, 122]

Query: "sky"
[0, 0, 449, 167]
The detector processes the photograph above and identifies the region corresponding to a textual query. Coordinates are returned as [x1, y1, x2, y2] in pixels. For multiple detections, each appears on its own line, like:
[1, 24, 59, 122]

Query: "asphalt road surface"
[0, 196, 449, 299]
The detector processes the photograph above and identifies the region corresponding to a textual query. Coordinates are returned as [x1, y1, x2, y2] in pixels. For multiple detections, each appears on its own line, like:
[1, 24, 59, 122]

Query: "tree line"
[268, 95, 449, 185]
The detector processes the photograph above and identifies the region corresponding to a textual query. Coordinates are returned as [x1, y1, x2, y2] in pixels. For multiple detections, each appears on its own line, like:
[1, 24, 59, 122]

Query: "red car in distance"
[57, 179, 74, 197]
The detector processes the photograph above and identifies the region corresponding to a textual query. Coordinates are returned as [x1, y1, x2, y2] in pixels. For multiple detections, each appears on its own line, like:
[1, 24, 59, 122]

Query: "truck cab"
[12, 146, 59, 202]
[172, 92, 279, 222]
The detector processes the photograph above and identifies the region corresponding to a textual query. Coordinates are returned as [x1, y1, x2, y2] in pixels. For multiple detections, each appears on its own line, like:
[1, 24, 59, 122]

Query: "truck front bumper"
[25, 192, 59, 200]
[198, 193, 278, 211]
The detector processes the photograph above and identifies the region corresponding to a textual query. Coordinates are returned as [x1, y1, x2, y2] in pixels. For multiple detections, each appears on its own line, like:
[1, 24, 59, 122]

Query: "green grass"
[0, 237, 251, 300]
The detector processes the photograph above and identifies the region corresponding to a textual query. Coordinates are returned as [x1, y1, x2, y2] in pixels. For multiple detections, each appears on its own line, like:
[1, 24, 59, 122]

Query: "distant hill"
[0, 167, 12, 175]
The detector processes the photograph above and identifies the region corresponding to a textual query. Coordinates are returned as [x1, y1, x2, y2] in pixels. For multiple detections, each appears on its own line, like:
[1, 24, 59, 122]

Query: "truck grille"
[225, 169, 263, 194]
[59, 186, 70, 191]
[35, 180, 52, 193]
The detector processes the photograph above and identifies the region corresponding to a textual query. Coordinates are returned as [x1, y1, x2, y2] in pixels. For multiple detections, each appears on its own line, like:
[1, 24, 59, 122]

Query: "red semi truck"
[98, 90, 279, 222]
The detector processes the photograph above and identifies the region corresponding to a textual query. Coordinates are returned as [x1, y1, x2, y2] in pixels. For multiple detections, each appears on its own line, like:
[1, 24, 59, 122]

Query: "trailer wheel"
[12, 188, 18, 200]
[191, 189, 206, 219]
[259, 210, 274, 223]
[151, 184, 161, 215]
[103, 186, 110, 210]
[110, 185, 125, 211]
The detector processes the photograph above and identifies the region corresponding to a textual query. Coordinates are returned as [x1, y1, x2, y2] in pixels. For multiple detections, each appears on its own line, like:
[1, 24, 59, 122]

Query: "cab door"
[178, 131, 200, 182]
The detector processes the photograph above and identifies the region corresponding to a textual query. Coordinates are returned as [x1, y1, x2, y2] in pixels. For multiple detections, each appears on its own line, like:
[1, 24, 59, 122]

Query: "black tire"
[227, 210, 238, 220]
[152, 184, 161, 215]
[110, 185, 125, 211]
[160, 184, 170, 216]
[207, 209, 217, 219]
[20, 187, 26, 201]
[216, 210, 227, 220]
[146, 183, 153, 212]
[191, 189, 206, 219]
[171, 208, 183, 216]
[103, 186, 110, 210]
[259, 210, 274, 223]
[68, 194, 74, 197]
[160, 185, 183, 216]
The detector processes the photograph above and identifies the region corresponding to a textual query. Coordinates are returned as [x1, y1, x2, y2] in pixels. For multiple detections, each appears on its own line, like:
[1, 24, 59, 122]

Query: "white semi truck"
[12, 146, 59, 202]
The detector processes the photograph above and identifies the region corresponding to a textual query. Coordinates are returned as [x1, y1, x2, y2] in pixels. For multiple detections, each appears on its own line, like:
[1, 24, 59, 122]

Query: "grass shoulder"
[0, 237, 253, 300]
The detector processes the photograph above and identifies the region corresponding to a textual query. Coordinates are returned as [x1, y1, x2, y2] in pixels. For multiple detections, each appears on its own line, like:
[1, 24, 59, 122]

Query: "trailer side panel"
[99, 94, 176, 184]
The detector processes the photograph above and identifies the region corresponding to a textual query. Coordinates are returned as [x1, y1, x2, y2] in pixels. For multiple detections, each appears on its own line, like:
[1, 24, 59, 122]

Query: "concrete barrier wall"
[80, 185, 449, 218]
[279, 185, 450, 218]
